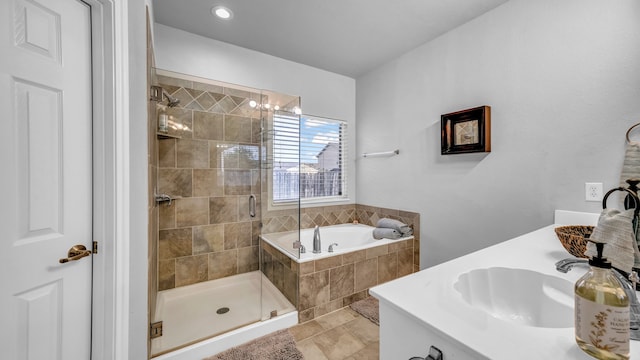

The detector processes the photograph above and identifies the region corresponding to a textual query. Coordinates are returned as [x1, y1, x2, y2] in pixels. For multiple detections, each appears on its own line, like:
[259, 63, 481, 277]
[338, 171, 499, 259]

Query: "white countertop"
[371, 213, 640, 359]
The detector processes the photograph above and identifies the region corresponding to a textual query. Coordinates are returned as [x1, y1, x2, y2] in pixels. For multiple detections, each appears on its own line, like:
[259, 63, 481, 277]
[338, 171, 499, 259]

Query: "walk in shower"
[148, 69, 303, 357]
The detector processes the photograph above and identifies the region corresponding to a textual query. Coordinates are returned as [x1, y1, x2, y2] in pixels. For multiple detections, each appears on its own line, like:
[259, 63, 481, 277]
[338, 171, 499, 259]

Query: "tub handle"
[249, 194, 256, 218]
[328, 243, 338, 252]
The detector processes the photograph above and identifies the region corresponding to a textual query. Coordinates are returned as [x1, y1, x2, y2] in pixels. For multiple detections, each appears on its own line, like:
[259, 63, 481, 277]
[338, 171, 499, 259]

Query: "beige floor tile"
[343, 307, 362, 318]
[289, 319, 325, 342]
[315, 308, 358, 330]
[344, 316, 379, 345]
[312, 325, 366, 360]
[297, 338, 329, 360]
[344, 341, 379, 360]
[292, 306, 381, 360]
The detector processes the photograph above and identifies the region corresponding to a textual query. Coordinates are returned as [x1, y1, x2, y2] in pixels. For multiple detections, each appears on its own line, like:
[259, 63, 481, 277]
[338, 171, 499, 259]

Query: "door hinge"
[150, 321, 163, 339]
[92, 241, 98, 254]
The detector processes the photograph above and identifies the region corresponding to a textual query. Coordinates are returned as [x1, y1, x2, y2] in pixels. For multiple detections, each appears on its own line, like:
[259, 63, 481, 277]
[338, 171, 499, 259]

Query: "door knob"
[59, 245, 92, 263]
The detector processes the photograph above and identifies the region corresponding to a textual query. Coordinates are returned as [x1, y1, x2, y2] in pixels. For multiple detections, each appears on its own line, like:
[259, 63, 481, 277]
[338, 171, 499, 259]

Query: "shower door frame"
[148, 70, 302, 355]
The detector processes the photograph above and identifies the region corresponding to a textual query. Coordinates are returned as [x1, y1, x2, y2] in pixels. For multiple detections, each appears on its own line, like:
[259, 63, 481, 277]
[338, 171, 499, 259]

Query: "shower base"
[151, 270, 297, 359]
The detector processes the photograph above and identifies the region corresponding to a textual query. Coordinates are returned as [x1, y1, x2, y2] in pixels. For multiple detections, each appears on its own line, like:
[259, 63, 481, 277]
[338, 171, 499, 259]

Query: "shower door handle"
[249, 194, 256, 218]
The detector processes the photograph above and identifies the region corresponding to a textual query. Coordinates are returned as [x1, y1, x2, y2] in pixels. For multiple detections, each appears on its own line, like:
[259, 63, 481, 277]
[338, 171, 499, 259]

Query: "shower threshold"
[151, 270, 296, 357]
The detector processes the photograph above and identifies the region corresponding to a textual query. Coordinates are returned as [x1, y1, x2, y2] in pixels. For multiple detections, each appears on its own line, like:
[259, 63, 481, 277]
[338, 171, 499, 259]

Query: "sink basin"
[454, 267, 574, 328]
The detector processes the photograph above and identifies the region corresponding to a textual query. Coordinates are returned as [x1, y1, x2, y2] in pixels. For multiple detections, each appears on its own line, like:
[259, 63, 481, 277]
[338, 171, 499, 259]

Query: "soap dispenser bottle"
[575, 242, 630, 359]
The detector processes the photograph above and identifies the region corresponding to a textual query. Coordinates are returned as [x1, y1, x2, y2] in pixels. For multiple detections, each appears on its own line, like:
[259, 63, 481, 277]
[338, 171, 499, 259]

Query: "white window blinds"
[272, 113, 347, 203]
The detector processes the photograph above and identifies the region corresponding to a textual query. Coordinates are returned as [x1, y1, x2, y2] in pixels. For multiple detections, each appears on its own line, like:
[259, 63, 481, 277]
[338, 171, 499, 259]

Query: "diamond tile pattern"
[162, 81, 264, 117]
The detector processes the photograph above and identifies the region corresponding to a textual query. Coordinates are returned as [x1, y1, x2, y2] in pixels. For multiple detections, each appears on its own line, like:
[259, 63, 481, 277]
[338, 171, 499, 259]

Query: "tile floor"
[289, 307, 379, 359]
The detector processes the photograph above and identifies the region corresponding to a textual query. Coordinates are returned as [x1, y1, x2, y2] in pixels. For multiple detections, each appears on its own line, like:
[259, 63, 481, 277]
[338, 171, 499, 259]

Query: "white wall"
[356, 0, 640, 268]
[153, 24, 357, 205]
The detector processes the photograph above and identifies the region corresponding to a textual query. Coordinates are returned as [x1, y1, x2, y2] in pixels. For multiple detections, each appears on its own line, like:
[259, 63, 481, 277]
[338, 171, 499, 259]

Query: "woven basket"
[554, 225, 594, 258]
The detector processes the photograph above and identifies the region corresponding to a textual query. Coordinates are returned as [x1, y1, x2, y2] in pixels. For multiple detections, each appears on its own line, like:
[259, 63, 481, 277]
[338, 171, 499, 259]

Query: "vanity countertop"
[371, 215, 640, 359]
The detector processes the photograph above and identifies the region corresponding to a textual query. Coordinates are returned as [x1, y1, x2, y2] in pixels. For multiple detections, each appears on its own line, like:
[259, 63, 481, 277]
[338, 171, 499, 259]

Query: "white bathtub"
[261, 223, 413, 263]
[151, 271, 297, 359]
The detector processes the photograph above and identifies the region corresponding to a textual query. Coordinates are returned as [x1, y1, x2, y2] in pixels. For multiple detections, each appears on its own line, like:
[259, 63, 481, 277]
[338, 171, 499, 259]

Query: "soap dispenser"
[575, 241, 630, 360]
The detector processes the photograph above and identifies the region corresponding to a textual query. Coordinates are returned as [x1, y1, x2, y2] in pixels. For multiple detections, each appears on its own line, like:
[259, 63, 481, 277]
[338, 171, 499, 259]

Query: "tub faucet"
[555, 258, 640, 339]
[313, 226, 321, 254]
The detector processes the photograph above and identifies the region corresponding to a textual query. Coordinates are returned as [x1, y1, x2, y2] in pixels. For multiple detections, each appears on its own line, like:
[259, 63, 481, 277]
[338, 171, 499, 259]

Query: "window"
[272, 113, 347, 204]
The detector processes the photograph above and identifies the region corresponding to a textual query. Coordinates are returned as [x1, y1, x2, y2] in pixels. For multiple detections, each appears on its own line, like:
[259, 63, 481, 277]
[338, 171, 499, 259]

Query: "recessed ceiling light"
[211, 5, 233, 20]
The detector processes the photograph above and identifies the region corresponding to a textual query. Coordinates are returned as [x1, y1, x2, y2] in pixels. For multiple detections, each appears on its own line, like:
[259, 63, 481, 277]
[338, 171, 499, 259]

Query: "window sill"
[301, 197, 352, 208]
[269, 197, 352, 211]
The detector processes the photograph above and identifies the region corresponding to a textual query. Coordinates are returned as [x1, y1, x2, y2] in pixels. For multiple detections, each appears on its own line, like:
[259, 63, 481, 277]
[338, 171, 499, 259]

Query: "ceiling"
[153, 0, 510, 78]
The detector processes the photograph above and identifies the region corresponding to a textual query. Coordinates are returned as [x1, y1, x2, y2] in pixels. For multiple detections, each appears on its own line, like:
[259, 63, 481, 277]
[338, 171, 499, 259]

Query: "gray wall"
[356, 0, 640, 267]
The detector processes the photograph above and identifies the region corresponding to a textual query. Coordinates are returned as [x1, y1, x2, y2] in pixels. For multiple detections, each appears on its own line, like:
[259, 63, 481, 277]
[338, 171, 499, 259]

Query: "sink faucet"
[556, 258, 640, 339]
[313, 226, 321, 253]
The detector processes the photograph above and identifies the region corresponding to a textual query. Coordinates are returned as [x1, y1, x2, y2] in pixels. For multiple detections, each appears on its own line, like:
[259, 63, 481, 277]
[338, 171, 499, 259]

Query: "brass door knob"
[59, 245, 92, 263]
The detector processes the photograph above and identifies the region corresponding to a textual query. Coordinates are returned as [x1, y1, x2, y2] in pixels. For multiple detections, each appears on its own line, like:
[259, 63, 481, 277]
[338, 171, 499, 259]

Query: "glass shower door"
[150, 69, 268, 356]
[259, 91, 301, 320]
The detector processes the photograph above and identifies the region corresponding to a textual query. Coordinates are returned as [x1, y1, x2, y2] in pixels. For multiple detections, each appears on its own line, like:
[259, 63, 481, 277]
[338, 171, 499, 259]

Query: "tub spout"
[313, 226, 321, 254]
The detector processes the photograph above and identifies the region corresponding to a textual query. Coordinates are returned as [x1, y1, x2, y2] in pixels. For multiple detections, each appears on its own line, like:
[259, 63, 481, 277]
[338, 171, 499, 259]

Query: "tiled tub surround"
[262, 204, 420, 271]
[261, 206, 420, 323]
[156, 73, 265, 291]
[265, 223, 412, 261]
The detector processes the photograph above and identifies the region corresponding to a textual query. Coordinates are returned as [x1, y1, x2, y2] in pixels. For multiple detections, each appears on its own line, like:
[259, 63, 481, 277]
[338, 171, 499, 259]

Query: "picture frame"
[441, 105, 491, 155]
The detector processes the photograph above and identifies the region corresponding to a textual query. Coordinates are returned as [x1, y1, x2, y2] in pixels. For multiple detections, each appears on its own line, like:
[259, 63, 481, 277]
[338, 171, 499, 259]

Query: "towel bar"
[362, 149, 399, 158]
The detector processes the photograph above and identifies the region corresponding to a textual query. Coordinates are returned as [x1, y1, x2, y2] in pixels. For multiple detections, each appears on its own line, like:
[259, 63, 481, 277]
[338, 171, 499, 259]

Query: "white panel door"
[0, 0, 93, 359]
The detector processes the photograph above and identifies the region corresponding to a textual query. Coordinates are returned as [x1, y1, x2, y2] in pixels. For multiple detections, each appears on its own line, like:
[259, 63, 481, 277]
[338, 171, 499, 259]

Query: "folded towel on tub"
[376, 218, 413, 236]
[373, 228, 402, 240]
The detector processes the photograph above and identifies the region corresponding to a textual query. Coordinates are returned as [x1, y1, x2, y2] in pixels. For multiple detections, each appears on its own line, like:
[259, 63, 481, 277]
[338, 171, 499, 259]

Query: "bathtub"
[151, 271, 297, 360]
[261, 223, 413, 262]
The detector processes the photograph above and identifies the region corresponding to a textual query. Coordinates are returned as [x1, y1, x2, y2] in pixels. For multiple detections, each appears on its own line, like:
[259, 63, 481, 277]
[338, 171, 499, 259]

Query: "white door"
[0, 0, 94, 359]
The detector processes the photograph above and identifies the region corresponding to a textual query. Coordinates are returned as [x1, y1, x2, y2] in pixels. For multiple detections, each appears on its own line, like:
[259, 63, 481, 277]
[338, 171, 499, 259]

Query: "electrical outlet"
[585, 182, 603, 201]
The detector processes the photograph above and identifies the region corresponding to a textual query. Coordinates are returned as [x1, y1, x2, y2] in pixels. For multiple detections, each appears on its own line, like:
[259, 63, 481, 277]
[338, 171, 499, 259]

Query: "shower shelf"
[157, 132, 181, 140]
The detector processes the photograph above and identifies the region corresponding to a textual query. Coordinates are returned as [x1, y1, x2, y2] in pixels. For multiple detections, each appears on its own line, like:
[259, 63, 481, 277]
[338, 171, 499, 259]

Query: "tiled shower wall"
[155, 74, 265, 291]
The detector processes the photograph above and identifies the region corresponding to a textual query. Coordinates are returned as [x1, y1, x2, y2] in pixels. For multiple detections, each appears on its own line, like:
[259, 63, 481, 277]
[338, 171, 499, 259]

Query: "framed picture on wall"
[441, 105, 491, 155]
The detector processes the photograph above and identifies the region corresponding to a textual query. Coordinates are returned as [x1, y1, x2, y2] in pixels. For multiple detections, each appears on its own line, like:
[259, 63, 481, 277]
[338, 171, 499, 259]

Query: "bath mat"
[203, 329, 303, 360]
[350, 296, 379, 325]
